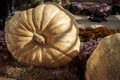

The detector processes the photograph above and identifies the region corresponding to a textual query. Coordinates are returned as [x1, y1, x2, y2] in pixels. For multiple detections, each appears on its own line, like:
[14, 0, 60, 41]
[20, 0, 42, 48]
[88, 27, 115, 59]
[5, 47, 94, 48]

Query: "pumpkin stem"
[34, 33, 45, 44]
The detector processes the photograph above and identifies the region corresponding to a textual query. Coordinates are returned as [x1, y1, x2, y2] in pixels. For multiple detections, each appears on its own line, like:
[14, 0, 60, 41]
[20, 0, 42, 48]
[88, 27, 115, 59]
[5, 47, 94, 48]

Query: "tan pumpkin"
[5, 3, 80, 68]
[85, 33, 120, 80]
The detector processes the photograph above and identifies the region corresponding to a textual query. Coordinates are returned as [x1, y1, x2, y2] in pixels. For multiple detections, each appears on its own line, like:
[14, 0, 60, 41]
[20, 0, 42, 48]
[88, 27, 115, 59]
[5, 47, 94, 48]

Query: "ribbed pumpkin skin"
[5, 3, 80, 68]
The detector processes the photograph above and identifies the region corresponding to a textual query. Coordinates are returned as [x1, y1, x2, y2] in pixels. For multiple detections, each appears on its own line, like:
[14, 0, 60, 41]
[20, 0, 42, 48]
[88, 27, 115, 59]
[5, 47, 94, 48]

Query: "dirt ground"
[0, 49, 89, 80]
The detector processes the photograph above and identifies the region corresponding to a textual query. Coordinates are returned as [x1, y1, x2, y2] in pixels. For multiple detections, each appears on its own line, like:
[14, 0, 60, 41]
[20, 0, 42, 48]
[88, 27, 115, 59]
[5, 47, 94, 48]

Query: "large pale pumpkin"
[5, 3, 80, 68]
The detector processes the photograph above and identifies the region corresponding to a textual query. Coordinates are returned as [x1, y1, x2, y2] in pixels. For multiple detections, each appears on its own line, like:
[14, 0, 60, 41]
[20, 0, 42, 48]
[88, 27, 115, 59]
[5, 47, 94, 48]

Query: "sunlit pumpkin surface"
[5, 3, 80, 68]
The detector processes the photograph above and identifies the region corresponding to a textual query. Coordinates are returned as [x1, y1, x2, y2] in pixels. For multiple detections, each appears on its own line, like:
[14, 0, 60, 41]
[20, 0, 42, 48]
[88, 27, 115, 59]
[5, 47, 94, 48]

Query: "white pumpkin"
[5, 3, 80, 68]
